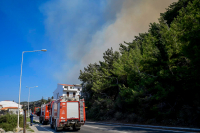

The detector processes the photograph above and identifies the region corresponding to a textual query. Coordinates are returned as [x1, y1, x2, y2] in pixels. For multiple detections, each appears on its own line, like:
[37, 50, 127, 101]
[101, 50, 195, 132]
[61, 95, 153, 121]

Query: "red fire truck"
[34, 107, 40, 115]
[39, 103, 50, 124]
[49, 96, 86, 131]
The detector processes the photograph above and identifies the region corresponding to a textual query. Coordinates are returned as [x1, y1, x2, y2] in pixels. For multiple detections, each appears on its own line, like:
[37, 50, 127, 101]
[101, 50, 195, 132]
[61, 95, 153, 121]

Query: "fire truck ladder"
[80, 100, 84, 123]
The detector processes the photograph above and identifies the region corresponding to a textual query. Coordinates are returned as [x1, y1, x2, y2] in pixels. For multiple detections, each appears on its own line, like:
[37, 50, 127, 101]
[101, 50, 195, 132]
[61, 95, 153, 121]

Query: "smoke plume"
[41, 0, 177, 84]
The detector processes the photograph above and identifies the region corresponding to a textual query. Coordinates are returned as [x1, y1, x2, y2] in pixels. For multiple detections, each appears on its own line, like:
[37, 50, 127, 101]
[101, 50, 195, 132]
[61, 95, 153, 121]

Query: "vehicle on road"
[50, 96, 86, 131]
[39, 103, 50, 124]
[34, 107, 41, 115]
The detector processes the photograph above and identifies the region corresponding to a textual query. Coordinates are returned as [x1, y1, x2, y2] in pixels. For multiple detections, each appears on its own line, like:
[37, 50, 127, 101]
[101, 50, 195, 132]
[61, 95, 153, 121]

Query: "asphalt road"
[32, 115, 194, 133]
[33, 115, 39, 121]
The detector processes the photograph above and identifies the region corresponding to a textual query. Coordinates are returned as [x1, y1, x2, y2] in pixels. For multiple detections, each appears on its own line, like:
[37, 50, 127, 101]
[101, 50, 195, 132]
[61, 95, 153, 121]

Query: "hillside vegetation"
[21, 97, 51, 111]
[79, 0, 200, 127]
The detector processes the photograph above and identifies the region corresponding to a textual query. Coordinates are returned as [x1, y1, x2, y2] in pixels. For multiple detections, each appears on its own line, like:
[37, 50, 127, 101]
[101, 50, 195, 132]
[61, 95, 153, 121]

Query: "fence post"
[23, 109, 26, 133]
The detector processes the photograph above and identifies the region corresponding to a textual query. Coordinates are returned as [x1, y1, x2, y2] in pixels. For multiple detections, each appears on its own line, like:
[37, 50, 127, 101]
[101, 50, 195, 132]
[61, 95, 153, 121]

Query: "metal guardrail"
[100, 122, 200, 132]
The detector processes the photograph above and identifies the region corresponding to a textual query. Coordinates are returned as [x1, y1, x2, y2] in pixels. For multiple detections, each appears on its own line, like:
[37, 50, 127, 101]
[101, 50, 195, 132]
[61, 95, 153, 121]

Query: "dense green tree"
[160, 0, 193, 26]
[79, 0, 200, 126]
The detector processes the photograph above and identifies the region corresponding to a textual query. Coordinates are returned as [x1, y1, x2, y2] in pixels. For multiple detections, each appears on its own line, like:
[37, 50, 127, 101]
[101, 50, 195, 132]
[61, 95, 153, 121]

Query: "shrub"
[114, 112, 123, 120]
[86, 98, 115, 120]
[0, 123, 13, 132]
[145, 118, 157, 124]
[0, 113, 23, 131]
[0, 116, 6, 123]
[127, 113, 138, 122]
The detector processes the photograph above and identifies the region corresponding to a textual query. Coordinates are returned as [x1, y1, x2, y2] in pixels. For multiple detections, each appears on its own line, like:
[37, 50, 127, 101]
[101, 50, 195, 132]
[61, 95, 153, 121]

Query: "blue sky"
[0, 0, 177, 102]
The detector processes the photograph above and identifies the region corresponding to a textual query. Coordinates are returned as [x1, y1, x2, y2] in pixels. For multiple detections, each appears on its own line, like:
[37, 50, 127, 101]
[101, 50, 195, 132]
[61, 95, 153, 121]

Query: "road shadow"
[34, 125, 50, 132]
[34, 124, 80, 133]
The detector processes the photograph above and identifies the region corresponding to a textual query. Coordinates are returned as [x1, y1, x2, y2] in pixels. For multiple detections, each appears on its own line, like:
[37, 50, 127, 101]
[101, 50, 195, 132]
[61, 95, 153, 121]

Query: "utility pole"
[23, 109, 26, 133]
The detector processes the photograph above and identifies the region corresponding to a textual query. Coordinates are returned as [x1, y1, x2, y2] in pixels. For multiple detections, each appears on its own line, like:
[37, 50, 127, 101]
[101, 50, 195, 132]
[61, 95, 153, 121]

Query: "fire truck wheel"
[73, 124, 80, 131]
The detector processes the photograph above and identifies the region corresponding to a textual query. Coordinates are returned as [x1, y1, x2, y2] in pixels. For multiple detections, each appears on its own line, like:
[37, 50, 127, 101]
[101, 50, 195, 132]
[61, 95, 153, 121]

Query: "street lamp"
[26, 86, 38, 117]
[41, 49, 47, 52]
[17, 49, 47, 129]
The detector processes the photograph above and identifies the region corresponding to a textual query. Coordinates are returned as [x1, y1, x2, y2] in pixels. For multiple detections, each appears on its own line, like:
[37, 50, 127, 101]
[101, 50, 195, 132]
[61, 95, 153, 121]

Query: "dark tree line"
[79, 0, 200, 127]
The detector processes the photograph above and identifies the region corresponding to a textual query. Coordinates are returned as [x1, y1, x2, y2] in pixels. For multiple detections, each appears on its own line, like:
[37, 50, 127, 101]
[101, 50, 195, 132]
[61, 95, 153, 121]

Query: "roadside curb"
[87, 121, 200, 132]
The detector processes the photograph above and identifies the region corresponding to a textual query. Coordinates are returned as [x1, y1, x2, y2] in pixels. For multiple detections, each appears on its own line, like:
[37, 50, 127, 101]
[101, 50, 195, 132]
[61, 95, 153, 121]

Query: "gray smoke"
[41, 0, 177, 84]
